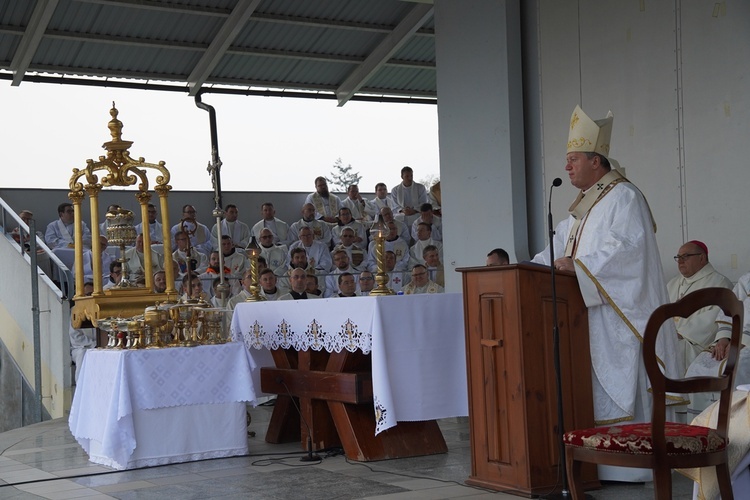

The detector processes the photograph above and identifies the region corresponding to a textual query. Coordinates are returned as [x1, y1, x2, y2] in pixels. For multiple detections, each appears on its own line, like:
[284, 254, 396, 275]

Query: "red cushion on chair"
[563, 423, 727, 455]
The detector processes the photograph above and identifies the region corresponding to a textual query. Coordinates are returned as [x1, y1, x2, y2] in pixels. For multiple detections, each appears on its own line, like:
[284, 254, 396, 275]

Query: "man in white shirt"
[211, 204, 251, 250]
[379, 206, 411, 245]
[390, 166, 428, 226]
[685, 271, 750, 415]
[172, 230, 207, 276]
[410, 203, 442, 242]
[279, 268, 322, 300]
[228, 270, 253, 309]
[403, 264, 444, 294]
[258, 228, 289, 272]
[259, 268, 285, 300]
[290, 203, 333, 248]
[99, 204, 121, 236]
[70, 282, 96, 383]
[410, 222, 443, 266]
[251, 202, 292, 246]
[368, 222, 409, 272]
[304, 176, 342, 224]
[134, 203, 163, 244]
[358, 270, 375, 295]
[370, 182, 399, 214]
[384, 251, 408, 293]
[325, 249, 359, 297]
[45, 202, 92, 249]
[170, 205, 212, 257]
[667, 240, 733, 372]
[341, 184, 376, 222]
[123, 233, 164, 282]
[332, 207, 367, 247]
[289, 226, 333, 272]
[219, 235, 250, 294]
[423, 245, 445, 288]
[335, 273, 358, 298]
[277, 247, 327, 297]
[102, 261, 123, 290]
[333, 227, 370, 271]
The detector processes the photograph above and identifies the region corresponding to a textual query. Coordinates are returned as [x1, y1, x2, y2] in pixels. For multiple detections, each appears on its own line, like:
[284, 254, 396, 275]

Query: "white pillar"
[434, 0, 527, 290]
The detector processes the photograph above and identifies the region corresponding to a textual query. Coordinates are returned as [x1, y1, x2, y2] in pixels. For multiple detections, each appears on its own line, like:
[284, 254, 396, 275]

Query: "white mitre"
[567, 105, 614, 158]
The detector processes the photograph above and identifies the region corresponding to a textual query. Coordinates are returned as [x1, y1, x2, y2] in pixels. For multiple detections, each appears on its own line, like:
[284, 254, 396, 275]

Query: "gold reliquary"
[69, 103, 179, 328]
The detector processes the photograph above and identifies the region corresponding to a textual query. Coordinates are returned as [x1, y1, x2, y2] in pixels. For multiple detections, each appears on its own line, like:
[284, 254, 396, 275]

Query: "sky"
[0, 81, 440, 193]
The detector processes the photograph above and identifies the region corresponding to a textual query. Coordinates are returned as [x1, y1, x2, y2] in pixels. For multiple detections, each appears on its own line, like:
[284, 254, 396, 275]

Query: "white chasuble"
[532, 181, 685, 431]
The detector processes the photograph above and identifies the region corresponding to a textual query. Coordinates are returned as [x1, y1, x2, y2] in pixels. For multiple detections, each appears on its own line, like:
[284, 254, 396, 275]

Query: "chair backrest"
[643, 287, 743, 439]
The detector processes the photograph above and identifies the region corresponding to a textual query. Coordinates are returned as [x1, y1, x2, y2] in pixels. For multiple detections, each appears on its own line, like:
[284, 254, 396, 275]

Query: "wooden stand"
[260, 347, 448, 461]
[457, 263, 599, 497]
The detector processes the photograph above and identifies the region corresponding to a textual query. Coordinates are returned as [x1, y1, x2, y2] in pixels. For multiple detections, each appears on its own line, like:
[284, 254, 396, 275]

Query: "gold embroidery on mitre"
[567, 137, 593, 150]
[570, 112, 580, 130]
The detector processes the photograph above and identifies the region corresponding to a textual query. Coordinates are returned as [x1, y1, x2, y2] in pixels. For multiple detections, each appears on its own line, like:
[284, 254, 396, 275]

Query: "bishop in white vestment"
[532, 105, 685, 483]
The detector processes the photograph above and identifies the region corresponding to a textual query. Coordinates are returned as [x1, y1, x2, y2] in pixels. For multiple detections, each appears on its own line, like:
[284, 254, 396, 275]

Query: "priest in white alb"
[667, 240, 733, 372]
[531, 105, 685, 483]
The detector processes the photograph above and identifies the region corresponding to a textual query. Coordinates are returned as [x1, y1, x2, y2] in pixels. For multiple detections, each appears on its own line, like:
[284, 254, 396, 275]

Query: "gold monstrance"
[70, 103, 178, 328]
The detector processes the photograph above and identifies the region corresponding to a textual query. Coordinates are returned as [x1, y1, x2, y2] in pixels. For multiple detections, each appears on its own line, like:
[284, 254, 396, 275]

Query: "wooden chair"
[563, 287, 743, 499]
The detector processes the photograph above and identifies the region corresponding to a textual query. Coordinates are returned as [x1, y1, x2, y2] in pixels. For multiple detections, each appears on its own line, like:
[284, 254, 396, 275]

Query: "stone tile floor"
[0, 403, 695, 499]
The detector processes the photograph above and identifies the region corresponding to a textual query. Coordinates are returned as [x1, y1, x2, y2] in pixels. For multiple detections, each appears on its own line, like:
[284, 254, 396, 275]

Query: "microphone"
[552, 177, 562, 187]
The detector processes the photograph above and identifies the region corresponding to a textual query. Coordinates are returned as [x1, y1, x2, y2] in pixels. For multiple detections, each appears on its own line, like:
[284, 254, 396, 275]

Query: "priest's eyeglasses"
[673, 253, 701, 262]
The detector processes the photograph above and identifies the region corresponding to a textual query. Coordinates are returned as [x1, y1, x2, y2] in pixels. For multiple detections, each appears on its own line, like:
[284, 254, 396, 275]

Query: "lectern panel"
[479, 294, 509, 465]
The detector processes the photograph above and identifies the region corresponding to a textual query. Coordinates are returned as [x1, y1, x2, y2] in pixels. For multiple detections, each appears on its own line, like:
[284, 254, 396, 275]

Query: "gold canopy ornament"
[69, 103, 178, 328]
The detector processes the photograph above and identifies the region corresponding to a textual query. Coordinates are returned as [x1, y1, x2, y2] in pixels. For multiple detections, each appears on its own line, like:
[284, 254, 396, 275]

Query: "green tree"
[326, 157, 362, 192]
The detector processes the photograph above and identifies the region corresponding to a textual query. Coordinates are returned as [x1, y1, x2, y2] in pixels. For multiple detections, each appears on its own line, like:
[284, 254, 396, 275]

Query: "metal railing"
[0, 198, 75, 299]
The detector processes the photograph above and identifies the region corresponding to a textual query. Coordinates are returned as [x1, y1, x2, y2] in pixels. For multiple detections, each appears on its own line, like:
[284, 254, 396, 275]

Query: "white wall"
[434, 0, 750, 289]
[535, 0, 750, 282]
[0, 235, 70, 418]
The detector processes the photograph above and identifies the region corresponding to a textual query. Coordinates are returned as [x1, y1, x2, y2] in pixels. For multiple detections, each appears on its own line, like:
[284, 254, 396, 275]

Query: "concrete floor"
[0, 403, 695, 500]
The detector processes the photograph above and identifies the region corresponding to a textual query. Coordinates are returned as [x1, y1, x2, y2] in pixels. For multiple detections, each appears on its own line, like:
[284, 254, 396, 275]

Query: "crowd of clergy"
[35, 166, 446, 305]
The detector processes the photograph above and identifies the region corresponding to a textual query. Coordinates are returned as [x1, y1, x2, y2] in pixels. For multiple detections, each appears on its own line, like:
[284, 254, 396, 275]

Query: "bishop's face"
[565, 152, 602, 190]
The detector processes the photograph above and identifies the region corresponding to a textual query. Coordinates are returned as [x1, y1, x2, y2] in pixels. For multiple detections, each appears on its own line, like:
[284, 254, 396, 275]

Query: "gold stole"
[312, 194, 336, 217]
[563, 170, 627, 257]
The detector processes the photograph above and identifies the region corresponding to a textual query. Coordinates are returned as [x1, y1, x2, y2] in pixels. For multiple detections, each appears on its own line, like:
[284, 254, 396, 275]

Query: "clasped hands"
[553, 257, 575, 272]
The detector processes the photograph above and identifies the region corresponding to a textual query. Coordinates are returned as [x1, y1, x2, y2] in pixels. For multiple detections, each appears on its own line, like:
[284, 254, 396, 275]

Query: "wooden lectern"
[457, 263, 599, 497]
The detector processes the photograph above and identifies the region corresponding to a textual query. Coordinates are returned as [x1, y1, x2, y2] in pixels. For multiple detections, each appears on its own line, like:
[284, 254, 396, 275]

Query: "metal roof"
[0, 0, 436, 105]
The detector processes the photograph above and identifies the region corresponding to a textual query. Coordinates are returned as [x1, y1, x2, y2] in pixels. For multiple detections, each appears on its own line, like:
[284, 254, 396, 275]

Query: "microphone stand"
[547, 178, 571, 499]
[277, 378, 321, 462]
[545, 179, 593, 500]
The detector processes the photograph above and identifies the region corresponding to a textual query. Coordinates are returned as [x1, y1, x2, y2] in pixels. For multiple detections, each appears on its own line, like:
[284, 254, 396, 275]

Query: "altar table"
[69, 342, 257, 470]
[231, 293, 468, 461]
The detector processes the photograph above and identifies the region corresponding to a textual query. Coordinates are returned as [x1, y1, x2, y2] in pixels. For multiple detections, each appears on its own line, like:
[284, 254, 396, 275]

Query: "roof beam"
[76, 0, 231, 17]
[335, 3, 433, 106]
[250, 11, 434, 36]
[10, 0, 59, 86]
[187, 0, 260, 96]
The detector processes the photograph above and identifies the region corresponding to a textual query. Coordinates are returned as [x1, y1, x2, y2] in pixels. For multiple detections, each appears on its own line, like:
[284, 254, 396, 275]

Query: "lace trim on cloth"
[237, 318, 372, 354]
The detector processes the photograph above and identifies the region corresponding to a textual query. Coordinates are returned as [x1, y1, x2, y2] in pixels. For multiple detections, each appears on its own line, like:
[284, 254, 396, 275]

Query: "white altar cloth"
[231, 293, 468, 434]
[69, 342, 257, 470]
